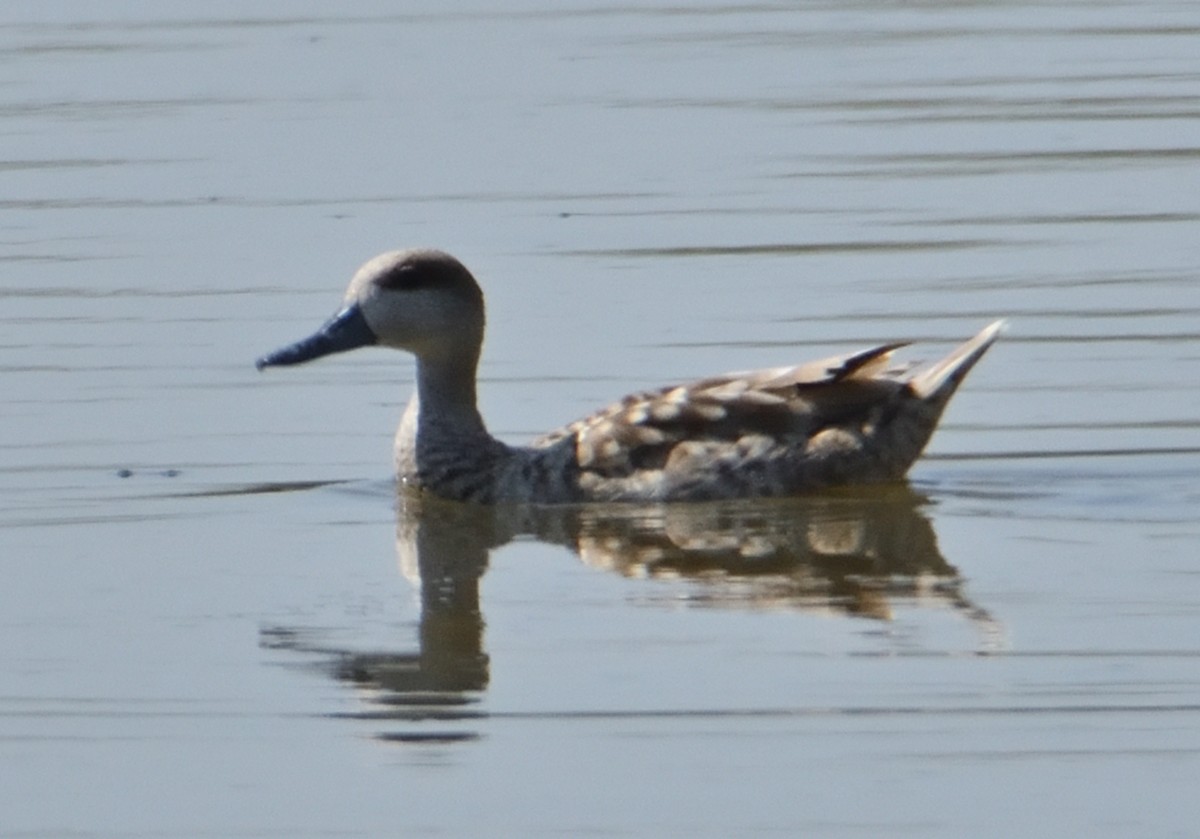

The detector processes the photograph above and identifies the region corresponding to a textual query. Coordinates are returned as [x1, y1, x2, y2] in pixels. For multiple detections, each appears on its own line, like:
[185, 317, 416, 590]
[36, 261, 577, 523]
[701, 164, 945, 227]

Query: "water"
[3, 2, 1199, 836]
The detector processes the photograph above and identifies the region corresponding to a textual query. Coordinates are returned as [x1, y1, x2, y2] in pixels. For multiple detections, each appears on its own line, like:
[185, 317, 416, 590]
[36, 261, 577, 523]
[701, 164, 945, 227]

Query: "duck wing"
[531, 341, 910, 478]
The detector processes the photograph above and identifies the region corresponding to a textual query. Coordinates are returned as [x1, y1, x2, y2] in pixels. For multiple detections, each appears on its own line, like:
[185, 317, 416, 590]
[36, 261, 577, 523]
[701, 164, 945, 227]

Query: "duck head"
[256, 249, 485, 370]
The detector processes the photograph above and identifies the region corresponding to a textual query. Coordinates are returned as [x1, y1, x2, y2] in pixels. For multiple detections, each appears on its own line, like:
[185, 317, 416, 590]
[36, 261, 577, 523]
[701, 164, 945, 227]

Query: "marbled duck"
[257, 249, 1003, 503]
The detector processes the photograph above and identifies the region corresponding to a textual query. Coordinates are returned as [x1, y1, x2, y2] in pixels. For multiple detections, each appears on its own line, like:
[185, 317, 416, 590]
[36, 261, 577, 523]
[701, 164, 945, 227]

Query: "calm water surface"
[2, 2, 1199, 837]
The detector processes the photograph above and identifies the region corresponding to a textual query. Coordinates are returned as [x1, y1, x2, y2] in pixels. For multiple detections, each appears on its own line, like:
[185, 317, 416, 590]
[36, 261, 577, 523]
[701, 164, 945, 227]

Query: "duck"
[257, 249, 1004, 504]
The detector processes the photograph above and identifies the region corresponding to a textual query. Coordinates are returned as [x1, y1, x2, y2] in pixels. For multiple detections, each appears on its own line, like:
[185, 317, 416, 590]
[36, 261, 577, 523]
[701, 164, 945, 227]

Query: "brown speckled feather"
[533, 344, 907, 470]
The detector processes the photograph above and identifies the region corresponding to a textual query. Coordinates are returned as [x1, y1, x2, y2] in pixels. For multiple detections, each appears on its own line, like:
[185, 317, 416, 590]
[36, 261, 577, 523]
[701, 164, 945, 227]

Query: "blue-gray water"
[2, 3, 1199, 837]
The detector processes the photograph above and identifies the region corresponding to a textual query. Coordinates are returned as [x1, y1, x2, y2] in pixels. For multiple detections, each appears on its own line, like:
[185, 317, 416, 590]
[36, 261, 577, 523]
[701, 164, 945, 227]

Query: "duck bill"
[256, 303, 378, 370]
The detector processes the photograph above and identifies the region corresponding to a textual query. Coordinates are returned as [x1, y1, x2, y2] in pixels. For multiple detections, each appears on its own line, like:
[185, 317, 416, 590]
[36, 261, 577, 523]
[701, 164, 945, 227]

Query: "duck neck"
[395, 349, 511, 500]
[412, 351, 491, 442]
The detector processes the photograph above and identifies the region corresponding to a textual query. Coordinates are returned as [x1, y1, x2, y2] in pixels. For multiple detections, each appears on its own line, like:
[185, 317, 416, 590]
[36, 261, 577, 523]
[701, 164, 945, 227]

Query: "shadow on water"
[260, 485, 997, 744]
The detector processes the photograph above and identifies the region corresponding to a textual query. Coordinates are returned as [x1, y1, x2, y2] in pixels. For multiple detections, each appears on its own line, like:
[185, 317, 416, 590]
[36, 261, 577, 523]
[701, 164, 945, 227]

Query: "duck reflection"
[553, 490, 976, 620]
[262, 485, 996, 743]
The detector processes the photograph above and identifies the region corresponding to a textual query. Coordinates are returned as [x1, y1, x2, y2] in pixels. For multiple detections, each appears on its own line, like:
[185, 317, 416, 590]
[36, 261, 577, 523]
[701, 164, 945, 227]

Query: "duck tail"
[909, 320, 1006, 402]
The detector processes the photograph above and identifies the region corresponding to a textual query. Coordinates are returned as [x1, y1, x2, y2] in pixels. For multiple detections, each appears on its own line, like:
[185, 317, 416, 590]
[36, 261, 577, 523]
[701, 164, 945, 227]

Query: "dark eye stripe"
[374, 266, 427, 290]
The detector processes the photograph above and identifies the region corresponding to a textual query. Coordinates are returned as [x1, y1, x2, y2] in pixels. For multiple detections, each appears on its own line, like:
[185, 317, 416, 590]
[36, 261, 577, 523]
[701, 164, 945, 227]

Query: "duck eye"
[375, 264, 428, 291]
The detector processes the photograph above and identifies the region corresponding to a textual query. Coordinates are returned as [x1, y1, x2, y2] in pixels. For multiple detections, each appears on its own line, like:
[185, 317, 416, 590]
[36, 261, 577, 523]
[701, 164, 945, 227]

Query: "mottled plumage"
[257, 249, 1004, 504]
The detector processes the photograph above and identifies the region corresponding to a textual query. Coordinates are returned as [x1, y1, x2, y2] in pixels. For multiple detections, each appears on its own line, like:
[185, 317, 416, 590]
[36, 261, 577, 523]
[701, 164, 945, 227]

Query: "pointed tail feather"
[909, 320, 1006, 401]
